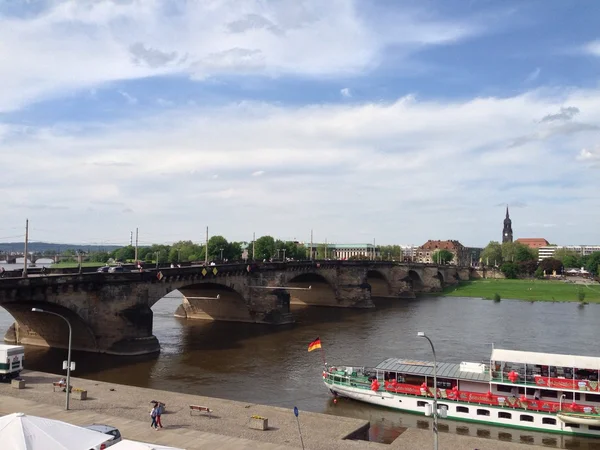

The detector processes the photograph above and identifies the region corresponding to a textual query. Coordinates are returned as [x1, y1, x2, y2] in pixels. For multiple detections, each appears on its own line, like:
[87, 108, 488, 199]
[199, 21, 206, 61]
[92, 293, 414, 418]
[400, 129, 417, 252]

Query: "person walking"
[155, 402, 163, 428]
[150, 403, 158, 430]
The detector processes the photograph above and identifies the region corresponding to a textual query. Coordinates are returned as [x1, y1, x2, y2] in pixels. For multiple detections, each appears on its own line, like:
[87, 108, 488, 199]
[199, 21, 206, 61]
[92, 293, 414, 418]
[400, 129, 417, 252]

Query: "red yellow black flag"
[308, 337, 322, 352]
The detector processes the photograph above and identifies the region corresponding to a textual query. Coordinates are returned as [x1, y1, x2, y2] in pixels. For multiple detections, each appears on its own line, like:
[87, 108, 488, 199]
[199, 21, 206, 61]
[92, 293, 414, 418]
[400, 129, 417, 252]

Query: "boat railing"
[491, 372, 600, 393]
[381, 381, 600, 415]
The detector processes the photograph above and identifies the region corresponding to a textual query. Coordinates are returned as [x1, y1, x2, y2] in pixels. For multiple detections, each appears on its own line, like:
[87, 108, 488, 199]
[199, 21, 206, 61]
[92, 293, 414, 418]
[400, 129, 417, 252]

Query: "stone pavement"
[0, 371, 552, 449]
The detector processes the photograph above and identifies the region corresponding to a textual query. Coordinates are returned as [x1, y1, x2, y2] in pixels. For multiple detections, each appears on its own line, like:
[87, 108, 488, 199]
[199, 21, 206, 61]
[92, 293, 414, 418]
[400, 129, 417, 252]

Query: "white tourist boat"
[323, 349, 600, 437]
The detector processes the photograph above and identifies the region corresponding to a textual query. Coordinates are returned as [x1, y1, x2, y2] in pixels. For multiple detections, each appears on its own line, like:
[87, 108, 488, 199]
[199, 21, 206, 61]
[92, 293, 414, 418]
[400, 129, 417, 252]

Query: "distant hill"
[0, 242, 121, 253]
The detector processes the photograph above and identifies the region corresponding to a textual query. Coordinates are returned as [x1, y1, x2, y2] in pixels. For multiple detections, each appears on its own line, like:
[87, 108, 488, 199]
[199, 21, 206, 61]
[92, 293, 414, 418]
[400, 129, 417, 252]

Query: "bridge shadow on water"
[176, 297, 413, 353]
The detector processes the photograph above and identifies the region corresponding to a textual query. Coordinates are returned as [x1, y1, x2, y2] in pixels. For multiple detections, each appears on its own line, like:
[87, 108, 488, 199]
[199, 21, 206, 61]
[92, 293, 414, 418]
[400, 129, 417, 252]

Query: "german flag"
[308, 337, 322, 352]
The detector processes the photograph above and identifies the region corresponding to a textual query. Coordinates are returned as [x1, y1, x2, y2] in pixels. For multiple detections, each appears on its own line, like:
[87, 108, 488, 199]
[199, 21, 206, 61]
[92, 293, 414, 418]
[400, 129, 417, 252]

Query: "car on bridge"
[96, 266, 110, 273]
[108, 266, 128, 273]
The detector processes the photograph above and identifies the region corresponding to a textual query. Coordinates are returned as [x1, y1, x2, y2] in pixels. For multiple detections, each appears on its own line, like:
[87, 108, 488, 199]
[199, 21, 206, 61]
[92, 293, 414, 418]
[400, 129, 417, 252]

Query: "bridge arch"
[366, 270, 391, 297]
[436, 270, 445, 287]
[171, 282, 255, 322]
[406, 269, 424, 292]
[287, 272, 337, 306]
[1, 302, 98, 352]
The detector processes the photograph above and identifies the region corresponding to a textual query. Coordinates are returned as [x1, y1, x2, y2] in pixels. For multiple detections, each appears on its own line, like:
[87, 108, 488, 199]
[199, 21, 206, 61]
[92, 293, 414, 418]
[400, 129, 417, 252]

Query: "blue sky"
[1, 0, 599, 247]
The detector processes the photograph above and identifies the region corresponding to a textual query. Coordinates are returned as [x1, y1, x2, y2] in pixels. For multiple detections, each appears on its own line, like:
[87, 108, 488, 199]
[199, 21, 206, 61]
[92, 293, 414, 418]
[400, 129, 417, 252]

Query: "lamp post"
[418, 331, 438, 450]
[219, 248, 224, 261]
[32, 308, 72, 410]
[559, 394, 566, 411]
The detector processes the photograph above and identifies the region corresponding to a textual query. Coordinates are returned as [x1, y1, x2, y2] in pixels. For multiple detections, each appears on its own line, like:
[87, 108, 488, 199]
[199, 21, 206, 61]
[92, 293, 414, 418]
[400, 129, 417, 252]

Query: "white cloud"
[525, 67, 541, 83]
[118, 91, 138, 105]
[577, 147, 600, 167]
[0, 0, 482, 112]
[2, 86, 600, 245]
[584, 40, 600, 56]
[340, 88, 352, 98]
[252, 170, 265, 177]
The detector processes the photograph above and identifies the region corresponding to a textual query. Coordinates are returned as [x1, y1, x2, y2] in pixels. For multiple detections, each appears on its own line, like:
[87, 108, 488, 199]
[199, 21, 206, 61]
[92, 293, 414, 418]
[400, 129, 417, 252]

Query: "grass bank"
[51, 261, 104, 268]
[442, 279, 600, 303]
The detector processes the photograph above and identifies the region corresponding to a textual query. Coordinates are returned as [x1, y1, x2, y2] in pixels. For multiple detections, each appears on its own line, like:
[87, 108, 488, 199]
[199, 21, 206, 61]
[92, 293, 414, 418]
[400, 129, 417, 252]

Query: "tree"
[254, 235, 276, 261]
[89, 251, 110, 263]
[481, 241, 503, 266]
[228, 241, 243, 260]
[111, 245, 135, 262]
[379, 245, 403, 261]
[500, 262, 519, 279]
[207, 235, 229, 261]
[585, 252, 600, 276]
[554, 248, 582, 268]
[432, 249, 454, 264]
[501, 242, 516, 263]
[539, 257, 563, 274]
[514, 243, 537, 263]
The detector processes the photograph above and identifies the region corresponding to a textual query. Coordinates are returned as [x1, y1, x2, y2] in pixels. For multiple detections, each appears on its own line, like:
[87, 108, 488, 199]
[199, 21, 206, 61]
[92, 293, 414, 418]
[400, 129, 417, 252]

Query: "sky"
[1, 0, 600, 248]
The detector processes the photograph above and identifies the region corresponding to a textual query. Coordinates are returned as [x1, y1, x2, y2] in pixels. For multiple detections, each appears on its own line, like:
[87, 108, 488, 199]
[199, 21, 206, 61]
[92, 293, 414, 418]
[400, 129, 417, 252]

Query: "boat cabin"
[491, 349, 600, 394]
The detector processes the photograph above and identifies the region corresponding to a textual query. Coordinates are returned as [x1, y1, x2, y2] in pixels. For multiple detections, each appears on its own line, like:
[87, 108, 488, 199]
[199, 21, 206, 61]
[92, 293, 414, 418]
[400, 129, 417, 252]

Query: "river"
[0, 263, 598, 448]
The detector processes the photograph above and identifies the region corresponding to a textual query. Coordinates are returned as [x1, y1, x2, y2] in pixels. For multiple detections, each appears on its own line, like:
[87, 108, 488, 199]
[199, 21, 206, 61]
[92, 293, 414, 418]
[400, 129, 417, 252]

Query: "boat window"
[477, 409, 490, 416]
[542, 417, 556, 425]
[520, 415, 534, 423]
[540, 389, 557, 399]
[586, 393, 600, 402]
[417, 401, 428, 407]
[565, 423, 580, 429]
[589, 425, 600, 431]
[456, 406, 469, 413]
[498, 412, 512, 419]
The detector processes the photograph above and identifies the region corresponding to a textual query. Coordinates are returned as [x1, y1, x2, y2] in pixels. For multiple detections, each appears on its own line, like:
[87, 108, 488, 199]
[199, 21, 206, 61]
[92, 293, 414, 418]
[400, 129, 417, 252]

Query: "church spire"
[502, 205, 513, 243]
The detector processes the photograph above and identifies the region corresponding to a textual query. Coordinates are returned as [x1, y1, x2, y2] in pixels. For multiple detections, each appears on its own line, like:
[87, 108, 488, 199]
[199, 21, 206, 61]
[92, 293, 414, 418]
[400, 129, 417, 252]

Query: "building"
[515, 238, 550, 249]
[400, 245, 417, 262]
[538, 245, 600, 261]
[308, 243, 380, 260]
[415, 240, 468, 265]
[502, 206, 513, 243]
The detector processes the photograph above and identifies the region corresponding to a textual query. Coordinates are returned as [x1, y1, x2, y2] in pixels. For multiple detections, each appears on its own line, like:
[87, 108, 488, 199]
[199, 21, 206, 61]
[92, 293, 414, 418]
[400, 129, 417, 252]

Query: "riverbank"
[442, 279, 600, 302]
[0, 370, 549, 450]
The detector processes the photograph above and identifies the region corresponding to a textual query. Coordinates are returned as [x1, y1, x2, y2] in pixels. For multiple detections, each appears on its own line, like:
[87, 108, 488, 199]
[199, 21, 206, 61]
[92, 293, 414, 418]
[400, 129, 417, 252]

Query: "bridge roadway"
[0, 260, 474, 356]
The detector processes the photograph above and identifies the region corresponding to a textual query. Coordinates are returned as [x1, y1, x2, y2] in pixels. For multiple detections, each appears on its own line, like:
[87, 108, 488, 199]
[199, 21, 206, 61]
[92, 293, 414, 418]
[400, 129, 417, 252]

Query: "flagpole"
[321, 346, 327, 367]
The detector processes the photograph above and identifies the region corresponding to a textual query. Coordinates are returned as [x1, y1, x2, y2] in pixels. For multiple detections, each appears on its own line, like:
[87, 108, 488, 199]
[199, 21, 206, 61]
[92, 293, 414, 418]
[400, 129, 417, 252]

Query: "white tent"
[0, 412, 112, 450]
[111, 440, 184, 450]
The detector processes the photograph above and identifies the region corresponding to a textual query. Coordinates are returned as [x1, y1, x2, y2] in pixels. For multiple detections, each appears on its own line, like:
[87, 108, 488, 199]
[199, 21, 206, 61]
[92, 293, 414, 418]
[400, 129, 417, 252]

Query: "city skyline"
[1, 1, 600, 245]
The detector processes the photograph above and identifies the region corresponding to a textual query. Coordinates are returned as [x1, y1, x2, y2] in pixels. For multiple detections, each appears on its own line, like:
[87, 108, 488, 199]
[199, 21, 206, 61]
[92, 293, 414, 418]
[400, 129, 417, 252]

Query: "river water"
[0, 263, 599, 448]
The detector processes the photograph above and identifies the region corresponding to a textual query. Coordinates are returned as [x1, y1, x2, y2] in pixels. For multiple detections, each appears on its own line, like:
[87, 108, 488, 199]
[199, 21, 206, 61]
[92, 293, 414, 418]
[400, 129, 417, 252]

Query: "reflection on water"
[0, 277, 599, 448]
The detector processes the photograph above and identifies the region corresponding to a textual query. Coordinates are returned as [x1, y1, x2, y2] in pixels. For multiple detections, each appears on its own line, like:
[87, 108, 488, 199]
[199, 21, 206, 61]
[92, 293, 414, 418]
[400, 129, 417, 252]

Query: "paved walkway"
[0, 371, 551, 449]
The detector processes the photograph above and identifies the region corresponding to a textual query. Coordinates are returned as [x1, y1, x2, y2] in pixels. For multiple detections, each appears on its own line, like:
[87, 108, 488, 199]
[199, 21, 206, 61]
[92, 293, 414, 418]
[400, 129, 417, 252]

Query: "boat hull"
[325, 381, 600, 438]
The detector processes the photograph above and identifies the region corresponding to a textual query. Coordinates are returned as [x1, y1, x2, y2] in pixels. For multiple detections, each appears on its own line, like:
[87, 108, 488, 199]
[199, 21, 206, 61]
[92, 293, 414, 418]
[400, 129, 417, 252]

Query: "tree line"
[71, 240, 408, 264]
[480, 241, 600, 278]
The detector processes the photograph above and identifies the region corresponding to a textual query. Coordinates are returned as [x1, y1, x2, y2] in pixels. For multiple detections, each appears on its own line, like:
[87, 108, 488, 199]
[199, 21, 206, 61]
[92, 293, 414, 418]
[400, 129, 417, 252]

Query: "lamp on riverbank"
[418, 331, 438, 450]
[559, 394, 566, 412]
[31, 308, 72, 410]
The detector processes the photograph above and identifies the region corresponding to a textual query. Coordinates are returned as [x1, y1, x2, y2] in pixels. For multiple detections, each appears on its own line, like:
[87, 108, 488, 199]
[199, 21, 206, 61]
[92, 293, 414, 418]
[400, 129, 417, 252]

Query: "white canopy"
[0, 412, 111, 450]
[492, 349, 600, 370]
[111, 440, 184, 450]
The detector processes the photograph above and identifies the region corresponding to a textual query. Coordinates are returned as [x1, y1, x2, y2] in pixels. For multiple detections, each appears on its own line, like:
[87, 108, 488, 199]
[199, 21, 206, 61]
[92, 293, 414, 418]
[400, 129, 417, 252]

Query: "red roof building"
[515, 238, 550, 249]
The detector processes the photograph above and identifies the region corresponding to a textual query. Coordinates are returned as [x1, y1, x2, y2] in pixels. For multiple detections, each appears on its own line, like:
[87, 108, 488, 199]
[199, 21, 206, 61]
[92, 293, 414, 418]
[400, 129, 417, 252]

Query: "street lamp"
[219, 248, 224, 261]
[418, 331, 438, 450]
[32, 308, 72, 410]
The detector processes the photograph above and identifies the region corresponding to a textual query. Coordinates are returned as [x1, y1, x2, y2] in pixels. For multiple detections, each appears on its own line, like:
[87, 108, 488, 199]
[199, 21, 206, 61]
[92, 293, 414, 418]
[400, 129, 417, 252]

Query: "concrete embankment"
[0, 370, 549, 450]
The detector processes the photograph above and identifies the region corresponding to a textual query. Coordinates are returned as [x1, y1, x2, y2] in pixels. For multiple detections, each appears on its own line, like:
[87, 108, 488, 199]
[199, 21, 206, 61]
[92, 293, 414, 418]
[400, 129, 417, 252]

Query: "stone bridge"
[0, 261, 471, 356]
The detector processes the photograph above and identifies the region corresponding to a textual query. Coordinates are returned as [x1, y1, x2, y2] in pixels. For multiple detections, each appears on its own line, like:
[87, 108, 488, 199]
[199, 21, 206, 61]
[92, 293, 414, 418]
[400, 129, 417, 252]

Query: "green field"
[442, 279, 600, 303]
[50, 262, 104, 268]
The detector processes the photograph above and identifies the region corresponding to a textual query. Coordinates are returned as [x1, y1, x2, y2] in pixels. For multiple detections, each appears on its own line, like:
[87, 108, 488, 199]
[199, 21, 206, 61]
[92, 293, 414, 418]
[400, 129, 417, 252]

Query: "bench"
[189, 405, 212, 418]
[52, 382, 72, 392]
